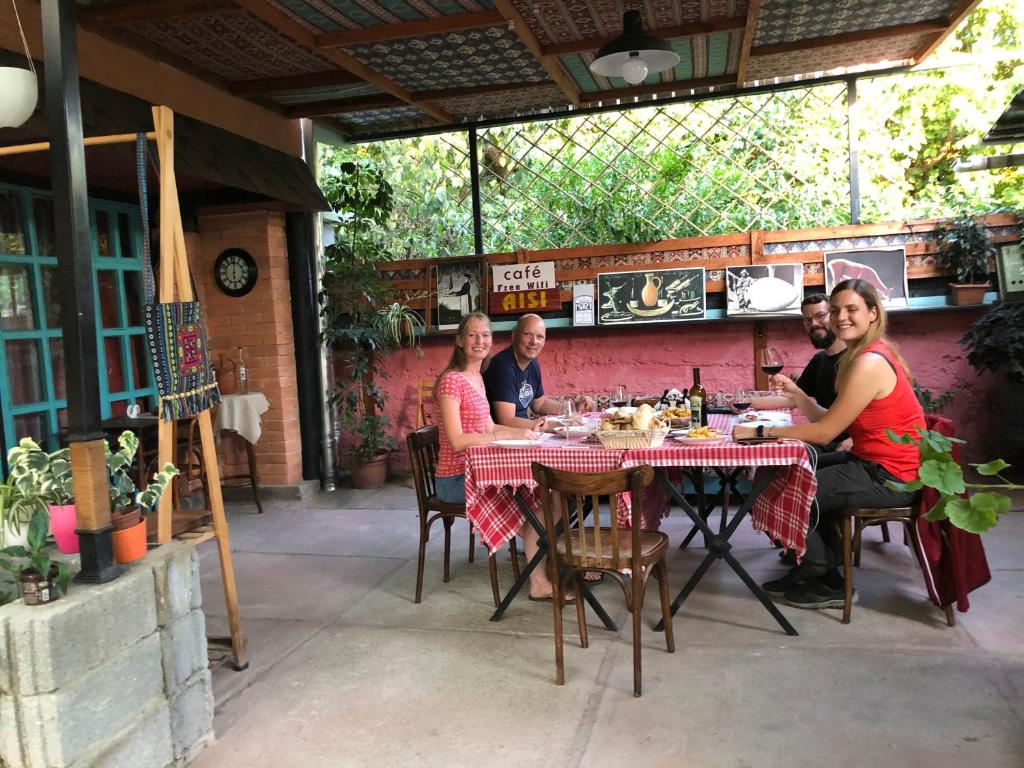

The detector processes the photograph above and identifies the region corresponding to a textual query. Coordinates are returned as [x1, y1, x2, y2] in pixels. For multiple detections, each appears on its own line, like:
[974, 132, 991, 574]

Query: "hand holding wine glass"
[760, 347, 783, 395]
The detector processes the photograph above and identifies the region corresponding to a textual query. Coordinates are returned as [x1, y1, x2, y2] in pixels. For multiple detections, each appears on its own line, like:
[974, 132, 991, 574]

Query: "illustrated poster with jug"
[596, 267, 706, 325]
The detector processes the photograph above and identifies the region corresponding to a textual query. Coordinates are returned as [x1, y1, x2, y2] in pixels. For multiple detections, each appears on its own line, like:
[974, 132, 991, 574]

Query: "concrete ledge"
[222, 478, 319, 503]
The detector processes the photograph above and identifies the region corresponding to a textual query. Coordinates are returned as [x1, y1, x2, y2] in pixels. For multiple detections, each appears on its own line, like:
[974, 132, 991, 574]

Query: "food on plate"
[599, 405, 666, 432]
[686, 426, 720, 439]
[662, 406, 691, 420]
[632, 403, 656, 430]
[742, 412, 759, 421]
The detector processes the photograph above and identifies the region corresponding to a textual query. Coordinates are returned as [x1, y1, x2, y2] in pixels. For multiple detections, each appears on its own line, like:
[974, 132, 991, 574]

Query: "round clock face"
[214, 248, 258, 298]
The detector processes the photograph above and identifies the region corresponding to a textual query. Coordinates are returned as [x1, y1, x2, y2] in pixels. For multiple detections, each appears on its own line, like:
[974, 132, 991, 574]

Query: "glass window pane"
[50, 338, 66, 400]
[41, 266, 61, 328]
[95, 210, 113, 257]
[6, 339, 44, 405]
[125, 270, 143, 327]
[117, 212, 134, 258]
[0, 264, 36, 330]
[98, 270, 121, 328]
[129, 334, 149, 390]
[13, 412, 46, 444]
[0, 190, 26, 254]
[33, 197, 55, 256]
[109, 400, 128, 418]
[104, 336, 126, 394]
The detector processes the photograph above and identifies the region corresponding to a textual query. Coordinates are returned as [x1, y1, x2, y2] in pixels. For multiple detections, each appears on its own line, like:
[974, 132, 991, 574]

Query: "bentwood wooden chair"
[407, 426, 519, 605]
[531, 462, 674, 697]
[415, 377, 435, 429]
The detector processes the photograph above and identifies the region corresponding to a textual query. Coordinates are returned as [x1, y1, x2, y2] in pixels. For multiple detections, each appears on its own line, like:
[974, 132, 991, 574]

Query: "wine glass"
[732, 390, 752, 413]
[760, 347, 783, 395]
[558, 399, 577, 433]
[611, 385, 628, 408]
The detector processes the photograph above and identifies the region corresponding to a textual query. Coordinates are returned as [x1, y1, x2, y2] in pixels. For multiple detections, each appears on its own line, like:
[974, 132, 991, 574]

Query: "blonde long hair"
[435, 312, 492, 391]
[832, 279, 911, 390]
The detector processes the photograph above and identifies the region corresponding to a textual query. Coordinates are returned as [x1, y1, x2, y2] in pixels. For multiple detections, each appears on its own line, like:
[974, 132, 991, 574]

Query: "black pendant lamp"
[589, 10, 680, 86]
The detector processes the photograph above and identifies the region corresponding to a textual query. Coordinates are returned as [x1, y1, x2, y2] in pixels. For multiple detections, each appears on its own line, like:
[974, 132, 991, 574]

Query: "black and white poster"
[824, 248, 909, 309]
[597, 267, 705, 325]
[434, 258, 484, 330]
[726, 264, 804, 316]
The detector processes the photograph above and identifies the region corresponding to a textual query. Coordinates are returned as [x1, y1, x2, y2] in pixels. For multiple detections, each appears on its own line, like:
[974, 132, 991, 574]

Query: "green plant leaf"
[918, 457, 966, 495]
[56, 562, 71, 594]
[885, 428, 916, 444]
[972, 459, 1010, 476]
[885, 478, 923, 493]
[944, 494, 1005, 534]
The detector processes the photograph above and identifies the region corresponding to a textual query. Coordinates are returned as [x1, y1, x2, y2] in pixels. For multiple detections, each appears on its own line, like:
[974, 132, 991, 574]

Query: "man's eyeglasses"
[801, 311, 830, 324]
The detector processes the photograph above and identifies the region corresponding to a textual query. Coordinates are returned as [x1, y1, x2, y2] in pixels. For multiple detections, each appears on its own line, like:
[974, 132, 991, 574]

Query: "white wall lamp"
[588, 10, 681, 86]
[0, 0, 39, 129]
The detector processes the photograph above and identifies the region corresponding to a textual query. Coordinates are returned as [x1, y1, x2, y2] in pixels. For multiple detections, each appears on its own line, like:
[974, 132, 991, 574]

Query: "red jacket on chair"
[914, 415, 991, 612]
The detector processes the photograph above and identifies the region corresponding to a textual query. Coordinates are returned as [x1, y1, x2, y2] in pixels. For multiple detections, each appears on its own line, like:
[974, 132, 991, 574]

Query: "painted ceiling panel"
[745, 31, 930, 81]
[754, 0, 956, 47]
[438, 84, 570, 119]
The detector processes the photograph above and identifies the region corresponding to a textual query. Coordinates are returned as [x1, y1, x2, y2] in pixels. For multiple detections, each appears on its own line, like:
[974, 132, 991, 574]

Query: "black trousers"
[801, 450, 914, 577]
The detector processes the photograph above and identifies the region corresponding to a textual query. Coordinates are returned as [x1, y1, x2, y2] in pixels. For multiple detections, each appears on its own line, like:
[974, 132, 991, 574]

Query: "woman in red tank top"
[733, 279, 925, 609]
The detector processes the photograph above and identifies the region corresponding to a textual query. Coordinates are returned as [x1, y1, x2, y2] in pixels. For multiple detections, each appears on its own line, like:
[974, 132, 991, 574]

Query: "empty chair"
[407, 426, 519, 605]
[531, 462, 674, 697]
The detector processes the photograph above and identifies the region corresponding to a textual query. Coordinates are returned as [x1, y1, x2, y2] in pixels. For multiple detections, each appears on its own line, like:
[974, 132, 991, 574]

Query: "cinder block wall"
[189, 212, 304, 487]
[0, 543, 213, 768]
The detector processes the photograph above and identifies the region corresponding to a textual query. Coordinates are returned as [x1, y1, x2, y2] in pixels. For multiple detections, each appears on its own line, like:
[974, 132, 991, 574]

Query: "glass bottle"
[238, 346, 248, 394]
[690, 368, 707, 427]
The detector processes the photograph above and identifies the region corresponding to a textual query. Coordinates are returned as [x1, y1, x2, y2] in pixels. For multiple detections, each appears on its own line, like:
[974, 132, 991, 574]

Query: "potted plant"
[0, 438, 55, 550]
[320, 158, 423, 489]
[4, 438, 78, 554]
[960, 301, 1024, 461]
[935, 214, 997, 306]
[105, 431, 180, 563]
[0, 508, 70, 606]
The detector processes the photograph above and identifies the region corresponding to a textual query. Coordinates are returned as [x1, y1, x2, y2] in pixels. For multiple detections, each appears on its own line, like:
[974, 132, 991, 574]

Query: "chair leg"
[415, 518, 428, 604]
[944, 604, 956, 627]
[509, 537, 521, 580]
[842, 513, 854, 624]
[442, 518, 453, 583]
[853, 520, 864, 568]
[487, 553, 500, 608]
[632, 571, 643, 697]
[574, 573, 588, 649]
[880, 521, 891, 543]
[468, 527, 475, 563]
[656, 559, 674, 653]
[553, 571, 565, 686]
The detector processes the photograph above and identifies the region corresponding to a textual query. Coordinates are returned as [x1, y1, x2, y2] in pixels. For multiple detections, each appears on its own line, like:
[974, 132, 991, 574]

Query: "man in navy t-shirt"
[484, 314, 594, 428]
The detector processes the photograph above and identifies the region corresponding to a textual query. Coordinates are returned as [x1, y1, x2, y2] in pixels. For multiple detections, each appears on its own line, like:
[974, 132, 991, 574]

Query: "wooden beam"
[230, 70, 362, 95]
[736, 0, 761, 87]
[233, 0, 452, 123]
[316, 10, 504, 48]
[415, 80, 553, 101]
[750, 19, 948, 58]
[285, 94, 405, 118]
[540, 17, 746, 57]
[912, 1, 985, 65]
[579, 75, 734, 104]
[492, 0, 580, 106]
[76, 0, 235, 27]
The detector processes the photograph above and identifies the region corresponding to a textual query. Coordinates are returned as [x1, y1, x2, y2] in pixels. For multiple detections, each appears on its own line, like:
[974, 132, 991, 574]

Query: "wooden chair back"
[416, 377, 436, 428]
[407, 425, 443, 513]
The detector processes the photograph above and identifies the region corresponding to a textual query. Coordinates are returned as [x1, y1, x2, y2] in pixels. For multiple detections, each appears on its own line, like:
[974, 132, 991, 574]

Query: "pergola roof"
[74, 0, 982, 141]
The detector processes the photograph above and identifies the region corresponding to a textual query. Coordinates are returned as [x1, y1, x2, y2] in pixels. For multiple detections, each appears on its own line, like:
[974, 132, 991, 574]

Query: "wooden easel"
[0, 107, 247, 670]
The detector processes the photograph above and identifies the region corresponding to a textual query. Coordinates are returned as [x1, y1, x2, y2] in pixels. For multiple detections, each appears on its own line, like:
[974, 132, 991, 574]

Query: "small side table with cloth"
[214, 392, 270, 514]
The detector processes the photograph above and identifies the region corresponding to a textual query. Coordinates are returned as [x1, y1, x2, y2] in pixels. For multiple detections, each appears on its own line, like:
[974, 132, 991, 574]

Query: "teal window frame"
[0, 182, 156, 452]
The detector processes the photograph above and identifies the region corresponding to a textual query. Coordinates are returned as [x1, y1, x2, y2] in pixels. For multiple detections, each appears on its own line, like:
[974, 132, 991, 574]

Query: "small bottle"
[690, 368, 707, 427]
[237, 346, 248, 394]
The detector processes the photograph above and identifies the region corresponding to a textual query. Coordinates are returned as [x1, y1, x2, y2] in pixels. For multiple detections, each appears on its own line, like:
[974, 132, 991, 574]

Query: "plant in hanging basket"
[0, 509, 70, 605]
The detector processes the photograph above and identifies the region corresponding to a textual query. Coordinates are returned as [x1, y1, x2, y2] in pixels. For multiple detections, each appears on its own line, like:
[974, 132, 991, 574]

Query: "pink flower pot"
[49, 503, 79, 554]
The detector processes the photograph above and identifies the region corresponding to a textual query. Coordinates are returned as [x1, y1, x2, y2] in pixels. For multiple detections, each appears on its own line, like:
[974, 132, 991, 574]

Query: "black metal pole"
[468, 128, 484, 255]
[43, 0, 120, 583]
[847, 76, 861, 225]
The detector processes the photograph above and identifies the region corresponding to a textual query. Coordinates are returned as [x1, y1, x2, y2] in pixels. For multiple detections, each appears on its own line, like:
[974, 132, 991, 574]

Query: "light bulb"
[621, 56, 648, 85]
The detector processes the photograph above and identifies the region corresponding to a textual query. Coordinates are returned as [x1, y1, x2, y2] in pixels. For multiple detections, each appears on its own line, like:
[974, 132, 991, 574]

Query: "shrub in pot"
[0, 437, 58, 550]
[935, 214, 997, 305]
[106, 431, 179, 563]
[0, 509, 70, 606]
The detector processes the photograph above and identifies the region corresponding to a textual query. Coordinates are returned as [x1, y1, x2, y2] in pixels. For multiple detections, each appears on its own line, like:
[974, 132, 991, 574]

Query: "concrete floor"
[189, 483, 1024, 768]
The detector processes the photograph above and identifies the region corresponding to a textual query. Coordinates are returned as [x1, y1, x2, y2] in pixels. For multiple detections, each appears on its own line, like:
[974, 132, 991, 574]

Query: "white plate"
[493, 434, 552, 448]
[674, 436, 727, 446]
[553, 426, 595, 439]
[739, 411, 791, 429]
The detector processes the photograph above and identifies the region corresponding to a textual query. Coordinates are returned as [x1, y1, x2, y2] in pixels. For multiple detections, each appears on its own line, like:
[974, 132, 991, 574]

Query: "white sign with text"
[492, 262, 556, 293]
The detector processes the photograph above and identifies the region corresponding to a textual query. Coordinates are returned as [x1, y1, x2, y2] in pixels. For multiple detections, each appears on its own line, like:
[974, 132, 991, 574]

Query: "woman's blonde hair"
[832, 279, 911, 389]
[436, 312, 492, 391]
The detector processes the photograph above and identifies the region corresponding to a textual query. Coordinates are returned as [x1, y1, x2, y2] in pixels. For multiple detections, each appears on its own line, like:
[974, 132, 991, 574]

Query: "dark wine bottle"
[690, 368, 707, 427]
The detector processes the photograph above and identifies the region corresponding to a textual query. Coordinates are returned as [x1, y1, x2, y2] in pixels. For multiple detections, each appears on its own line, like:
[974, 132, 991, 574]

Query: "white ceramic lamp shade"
[0, 67, 38, 128]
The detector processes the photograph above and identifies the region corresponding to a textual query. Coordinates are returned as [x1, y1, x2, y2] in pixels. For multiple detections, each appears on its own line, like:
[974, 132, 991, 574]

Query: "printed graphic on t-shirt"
[518, 381, 534, 409]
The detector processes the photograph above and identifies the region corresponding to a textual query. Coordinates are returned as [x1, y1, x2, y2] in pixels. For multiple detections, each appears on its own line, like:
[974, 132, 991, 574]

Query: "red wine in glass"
[760, 347, 784, 394]
[732, 400, 752, 412]
[761, 364, 783, 376]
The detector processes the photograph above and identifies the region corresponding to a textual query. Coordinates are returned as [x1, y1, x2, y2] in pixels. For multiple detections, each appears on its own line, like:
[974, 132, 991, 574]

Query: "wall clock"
[214, 248, 258, 298]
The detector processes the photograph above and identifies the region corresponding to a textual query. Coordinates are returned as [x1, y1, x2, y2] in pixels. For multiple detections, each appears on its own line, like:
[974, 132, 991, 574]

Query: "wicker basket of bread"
[596, 404, 669, 449]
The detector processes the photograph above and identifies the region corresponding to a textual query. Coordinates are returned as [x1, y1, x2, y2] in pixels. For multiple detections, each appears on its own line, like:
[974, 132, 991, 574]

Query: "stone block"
[0, 691, 27, 767]
[168, 669, 214, 763]
[3, 565, 157, 695]
[13, 632, 164, 767]
[0, 613, 10, 695]
[150, 542, 199, 626]
[71, 700, 174, 768]
[160, 609, 209, 692]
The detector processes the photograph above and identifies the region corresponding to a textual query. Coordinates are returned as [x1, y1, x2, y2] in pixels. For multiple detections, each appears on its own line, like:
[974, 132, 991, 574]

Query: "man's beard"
[809, 328, 836, 349]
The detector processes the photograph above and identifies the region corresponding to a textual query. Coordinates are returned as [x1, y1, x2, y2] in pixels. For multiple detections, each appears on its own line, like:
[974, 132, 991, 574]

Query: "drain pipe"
[302, 120, 338, 491]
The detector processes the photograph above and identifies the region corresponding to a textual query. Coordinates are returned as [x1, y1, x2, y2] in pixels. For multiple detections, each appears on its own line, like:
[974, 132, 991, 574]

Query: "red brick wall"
[189, 213, 303, 486]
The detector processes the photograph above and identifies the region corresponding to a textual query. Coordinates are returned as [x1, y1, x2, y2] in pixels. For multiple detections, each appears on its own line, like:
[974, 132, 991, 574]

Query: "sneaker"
[778, 550, 797, 566]
[762, 566, 813, 597]
[782, 579, 857, 610]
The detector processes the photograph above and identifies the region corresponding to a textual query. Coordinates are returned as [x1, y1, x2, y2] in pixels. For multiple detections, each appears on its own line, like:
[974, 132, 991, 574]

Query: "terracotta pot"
[350, 453, 388, 489]
[19, 564, 60, 606]
[112, 518, 147, 563]
[49, 503, 79, 554]
[949, 282, 988, 306]
[111, 509, 142, 531]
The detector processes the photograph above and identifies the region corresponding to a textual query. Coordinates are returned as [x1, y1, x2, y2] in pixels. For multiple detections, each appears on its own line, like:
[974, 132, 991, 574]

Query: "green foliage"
[912, 381, 956, 413]
[0, 509, 71, 596]
[935, 214, 998, 283]
[885, 427, 1021, 533]
[1, 438, 66, 540]
[959, 302, 1024, 383]
[105, 431, 180, 516]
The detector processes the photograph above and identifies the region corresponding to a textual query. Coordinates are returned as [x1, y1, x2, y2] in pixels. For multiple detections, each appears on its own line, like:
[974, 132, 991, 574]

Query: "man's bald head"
[513, 314, 546, 363]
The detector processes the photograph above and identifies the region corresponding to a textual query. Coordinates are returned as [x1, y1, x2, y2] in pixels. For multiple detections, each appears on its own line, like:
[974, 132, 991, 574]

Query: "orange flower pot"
[112, 518, 147, 564]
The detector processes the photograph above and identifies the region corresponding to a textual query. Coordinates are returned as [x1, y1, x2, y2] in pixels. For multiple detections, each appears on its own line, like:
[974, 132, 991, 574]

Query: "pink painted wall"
[377, 308, 1001, 471]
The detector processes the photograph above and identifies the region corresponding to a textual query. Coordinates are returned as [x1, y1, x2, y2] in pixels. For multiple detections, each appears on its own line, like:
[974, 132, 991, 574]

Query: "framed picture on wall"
[434, 258, 485, 330]
[823, 248, 909, 309]
[597, 267, 705, 325]
[726, 263, 804, 316]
